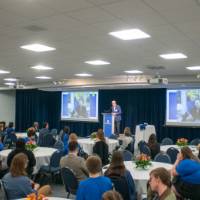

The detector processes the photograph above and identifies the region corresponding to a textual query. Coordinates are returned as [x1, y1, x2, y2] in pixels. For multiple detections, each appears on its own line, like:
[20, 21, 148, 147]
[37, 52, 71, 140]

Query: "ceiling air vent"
[24, 25, 47, 32]
[146, 65, 165, 70]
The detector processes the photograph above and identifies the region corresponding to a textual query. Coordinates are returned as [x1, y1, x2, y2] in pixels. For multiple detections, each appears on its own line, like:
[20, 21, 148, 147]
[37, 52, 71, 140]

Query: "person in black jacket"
[7, 138, 36, 175]
[148, 134, 160, 160]
[93, 128, 109, 165]
[104, 151, 137, 200]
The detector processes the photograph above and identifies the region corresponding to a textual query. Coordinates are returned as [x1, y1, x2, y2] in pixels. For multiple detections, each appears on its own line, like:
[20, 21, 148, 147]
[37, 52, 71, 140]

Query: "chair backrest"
[109, 134, 118, 140]
[154, 152, 171, 164]
[1, 180, 9, 200]
[61, 167, 78, 195]
[126, 139, 135, 154]
[140, 144, 151, 156]
[166, 147, 179, 164]
[190, 138, 200, 146]
[40, 133, 55, 147]
[161, 138, 173, 145]
[54, 140, 64, 150]
[51, 129, 58, 136]
[50, 150, 63, 168]
[122, 150, 133, 161]
[109, 175, 130, 200]
[138, 140, 147, 151]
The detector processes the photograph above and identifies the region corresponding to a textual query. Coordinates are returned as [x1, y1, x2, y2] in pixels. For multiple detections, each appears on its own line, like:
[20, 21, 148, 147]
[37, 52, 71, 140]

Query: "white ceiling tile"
[87, 0, 123, 5]
[40, 0, 93, 12]
[68, 7, 116, 24]
[102, 0, 167, 26]
[0, 0, 56, 20]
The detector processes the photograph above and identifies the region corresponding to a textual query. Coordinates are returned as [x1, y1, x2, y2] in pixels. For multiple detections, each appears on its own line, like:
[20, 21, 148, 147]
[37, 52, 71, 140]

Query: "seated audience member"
[7, 138, 36, 175]
[0, 121, 6, 138]
[25, 127, 38, 143]
[171, 146, 200, 200]
[3, 153, 51, 199]
[62, 126, 70, 154]
[4, 122, 16, 144]
[38, 122, 55, 147]
[33, 122, 39, 132]
[93, 128, 109, 165]
[6, 122, 15, 136]
[148, 167, 176, 200]
[38, 122, 49, 145]
[60, 141, 88, 182]
[60, 125, 70, 141]
[147, 134, 160, 159]
[69, 133, 88, 159]
[76, 155, 112, 200]
[104, 151, 136, 200]
[0, 136, 4, 151]
[118, 127, 133, 151]
[102, 191, 123, 200]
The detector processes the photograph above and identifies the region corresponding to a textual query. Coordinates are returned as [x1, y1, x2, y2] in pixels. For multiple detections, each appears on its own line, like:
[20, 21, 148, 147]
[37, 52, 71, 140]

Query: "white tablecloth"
[161, 145, 199, 156]
[103, 161, 172, 194]
[19, 197, 71, 200]
[125, 161, 172, 194]
[135, 125, 156, 149]
[78, 138, 119, 155]
[16, 132, 39, 138]
[0, 147, 57, 174]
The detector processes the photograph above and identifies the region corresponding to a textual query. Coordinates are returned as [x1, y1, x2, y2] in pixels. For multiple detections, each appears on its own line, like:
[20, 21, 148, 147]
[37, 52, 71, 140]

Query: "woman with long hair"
[118, 127, 133, 151]
[93, 128, 109, 165]
[171, 146, 200, 200]
[102, 191, 123, 200]
[147, 134, 160, 159]
[3, 153, 51, 199]
[104, 151, 136, 200]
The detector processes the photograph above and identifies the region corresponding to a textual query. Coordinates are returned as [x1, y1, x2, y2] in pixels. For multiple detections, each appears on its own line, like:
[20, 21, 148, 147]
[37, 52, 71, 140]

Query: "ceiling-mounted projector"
[148, 77, 168, 85]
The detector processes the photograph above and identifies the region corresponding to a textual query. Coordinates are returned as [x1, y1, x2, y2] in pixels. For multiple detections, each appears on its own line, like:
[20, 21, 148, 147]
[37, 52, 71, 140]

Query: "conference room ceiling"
[1, 0, 200, 88]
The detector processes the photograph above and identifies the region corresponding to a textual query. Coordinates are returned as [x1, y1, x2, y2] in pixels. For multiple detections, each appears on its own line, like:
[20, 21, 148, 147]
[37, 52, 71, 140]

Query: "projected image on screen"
[61, 91, 98, 122]
[166, 89, 200, 126]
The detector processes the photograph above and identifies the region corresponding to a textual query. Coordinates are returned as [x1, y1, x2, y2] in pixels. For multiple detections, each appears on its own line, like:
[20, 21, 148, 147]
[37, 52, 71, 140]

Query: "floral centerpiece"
[90, 132, 97, 140]
[26, 193, 48, 200]
[135, 153, 152, 169]
[25, 140, 37, 151]
[176, 138, 188, 147]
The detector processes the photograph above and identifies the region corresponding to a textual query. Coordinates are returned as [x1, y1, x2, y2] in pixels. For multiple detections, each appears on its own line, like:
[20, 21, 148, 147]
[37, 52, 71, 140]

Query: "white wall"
[0, 90, 16, 124]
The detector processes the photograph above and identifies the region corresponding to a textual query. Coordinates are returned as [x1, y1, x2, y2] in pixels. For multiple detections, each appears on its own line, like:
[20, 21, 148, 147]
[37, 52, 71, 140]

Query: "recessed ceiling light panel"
[186, 66, 200, 70]
[75, 73, 93, 77]
[85, 60, 110, 65]
[35, 76, 52, 79]
[160, 53, 187, 59]
[0, 70, 10, 74]
[124, 70, 143, 74]
[21, 43, 56, 52]
[31, 65, 54, 70]
[4, 78, 18, 82]
[109, 29, 151, 40]
[4, 82, 15, 86]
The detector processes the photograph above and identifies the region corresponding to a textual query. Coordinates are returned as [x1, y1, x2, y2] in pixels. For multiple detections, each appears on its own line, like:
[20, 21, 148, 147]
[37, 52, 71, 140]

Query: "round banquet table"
[78, 138, 119, 155]
[103, 161, 172, 194]
[19, 197, 71, 200]
[0, 147, 57, 174]
[160, 145, 199, 156]
[16, 132, 39, 139]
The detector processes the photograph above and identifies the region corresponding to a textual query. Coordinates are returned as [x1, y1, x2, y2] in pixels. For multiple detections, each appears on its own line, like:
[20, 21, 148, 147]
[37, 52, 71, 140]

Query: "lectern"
[102, 113, 114, 138]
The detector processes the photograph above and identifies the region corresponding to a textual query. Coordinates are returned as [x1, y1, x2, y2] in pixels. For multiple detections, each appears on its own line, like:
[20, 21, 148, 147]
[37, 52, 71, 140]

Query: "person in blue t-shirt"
[76, 155, 112, 200]
[171, 146, 200, 200]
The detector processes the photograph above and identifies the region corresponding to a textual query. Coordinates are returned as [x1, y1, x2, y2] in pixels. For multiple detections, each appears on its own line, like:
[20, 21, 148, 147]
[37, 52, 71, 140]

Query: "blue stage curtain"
[15, 89, 200, 141]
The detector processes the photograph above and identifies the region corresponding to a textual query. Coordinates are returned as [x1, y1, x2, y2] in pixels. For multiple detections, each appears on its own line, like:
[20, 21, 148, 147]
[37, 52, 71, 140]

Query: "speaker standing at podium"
[111, 100, 122, 134]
